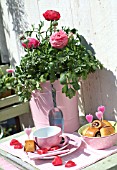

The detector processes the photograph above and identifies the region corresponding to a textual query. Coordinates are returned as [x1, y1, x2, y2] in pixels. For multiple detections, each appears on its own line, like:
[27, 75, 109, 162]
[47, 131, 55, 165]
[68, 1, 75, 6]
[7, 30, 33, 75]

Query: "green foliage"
[0, 68, 15, 95]
[14, 20, 103, 101]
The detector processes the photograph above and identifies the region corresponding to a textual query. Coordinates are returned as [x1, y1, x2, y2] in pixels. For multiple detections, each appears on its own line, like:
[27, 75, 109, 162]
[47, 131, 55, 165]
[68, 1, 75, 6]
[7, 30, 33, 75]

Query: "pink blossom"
[50, 30, 68, 49]
[22, 38, 40, 49]
[97, 105, 105, 113]
[6, 69, 15, 73]
[95, 111, 103, 120]
[86, 114, 93, 123]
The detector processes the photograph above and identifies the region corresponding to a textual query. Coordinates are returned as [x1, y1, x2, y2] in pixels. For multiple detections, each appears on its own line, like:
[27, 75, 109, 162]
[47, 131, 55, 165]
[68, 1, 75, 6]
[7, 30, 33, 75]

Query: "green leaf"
[62, 85, 68, 93]
[82, 71, 88, 80]
[60, 73, 67, 85]
[92, 65, 97, 70]
[66, 88, 75, 98]
[36, 81, 40, 88]
[40, 75, 46, 82]
[72, 82, 80, 90]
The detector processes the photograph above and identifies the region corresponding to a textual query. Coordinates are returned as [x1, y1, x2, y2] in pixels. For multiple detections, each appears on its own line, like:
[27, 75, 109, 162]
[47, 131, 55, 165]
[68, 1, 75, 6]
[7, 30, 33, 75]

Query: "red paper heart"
[10, 139, 20, 146]
[37, 148, 48, 154]
[65, 160, 76, 167]
[14, 143, 23, 149]
[49, 146, 60, 151]
[52, 156, 63, 166]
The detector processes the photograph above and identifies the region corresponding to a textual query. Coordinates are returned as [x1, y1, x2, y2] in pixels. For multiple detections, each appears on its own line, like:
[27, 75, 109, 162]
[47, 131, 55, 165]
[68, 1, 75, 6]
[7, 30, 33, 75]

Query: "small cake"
[102, 120, 113, 127]
[82, 119, 115, 137]
[83, 126, 100, 137]
[83, 106, 116, 138]
[100, 126, 115, 137]
[24, 140, 36, 152]
[92, 120, 104, 129]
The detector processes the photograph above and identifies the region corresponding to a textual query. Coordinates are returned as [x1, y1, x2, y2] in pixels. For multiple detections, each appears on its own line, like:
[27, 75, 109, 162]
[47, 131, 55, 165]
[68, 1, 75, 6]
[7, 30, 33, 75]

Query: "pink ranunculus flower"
[22, 38, 40, 49]
[97, 105, 105, 113]
[50, 30, 68, 49]
[6, 69, 15, 73]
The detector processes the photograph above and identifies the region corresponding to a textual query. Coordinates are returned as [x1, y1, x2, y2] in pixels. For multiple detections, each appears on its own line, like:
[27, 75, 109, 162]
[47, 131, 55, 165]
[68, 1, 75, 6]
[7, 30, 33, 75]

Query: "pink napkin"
[1, 133, 117, 170]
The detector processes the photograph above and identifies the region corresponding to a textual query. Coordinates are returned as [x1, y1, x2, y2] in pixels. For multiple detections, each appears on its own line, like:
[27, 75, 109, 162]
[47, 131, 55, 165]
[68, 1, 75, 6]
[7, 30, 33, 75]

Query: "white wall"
[1, 0, 117, 121]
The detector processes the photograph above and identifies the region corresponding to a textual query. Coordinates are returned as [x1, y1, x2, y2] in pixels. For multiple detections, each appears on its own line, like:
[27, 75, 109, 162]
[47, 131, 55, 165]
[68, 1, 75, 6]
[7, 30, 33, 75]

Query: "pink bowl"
[78, 121, 117, 150]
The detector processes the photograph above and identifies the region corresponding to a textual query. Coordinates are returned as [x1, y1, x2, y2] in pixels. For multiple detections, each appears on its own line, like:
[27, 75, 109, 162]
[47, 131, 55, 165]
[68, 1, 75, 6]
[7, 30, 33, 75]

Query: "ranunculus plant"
[14, 10, 103, 101]
[0, 67, 15, 96]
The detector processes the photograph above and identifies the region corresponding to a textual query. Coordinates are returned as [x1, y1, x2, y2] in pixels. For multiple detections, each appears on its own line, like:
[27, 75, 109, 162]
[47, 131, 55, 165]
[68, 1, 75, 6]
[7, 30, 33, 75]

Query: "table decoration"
[1, 132, 117, 170]
[86, 114, 93, 123]
[24, 127, 32, 139]
[78, 105, 117, 149]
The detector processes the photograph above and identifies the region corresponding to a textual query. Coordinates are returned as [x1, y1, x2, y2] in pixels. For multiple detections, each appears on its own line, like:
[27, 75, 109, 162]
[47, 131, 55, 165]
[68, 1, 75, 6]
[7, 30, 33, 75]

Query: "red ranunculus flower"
[43, 10, 60, 21]
[50, 30, 68, 49]
[22, 38, 40, 49]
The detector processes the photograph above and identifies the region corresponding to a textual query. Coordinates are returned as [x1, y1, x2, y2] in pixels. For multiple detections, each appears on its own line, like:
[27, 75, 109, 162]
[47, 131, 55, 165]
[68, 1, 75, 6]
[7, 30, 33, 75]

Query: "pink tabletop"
[1, 132, 117, 170]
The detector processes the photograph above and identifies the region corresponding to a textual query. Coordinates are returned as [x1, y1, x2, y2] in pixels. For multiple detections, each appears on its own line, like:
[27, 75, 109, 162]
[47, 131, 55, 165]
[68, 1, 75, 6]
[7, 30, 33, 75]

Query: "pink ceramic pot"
[33, 126, 68, 149]
[29, 81, 54, 129]
[78, 121, 117, 150]
[53, 80, 80, 133]
[30, 80, 80, 133]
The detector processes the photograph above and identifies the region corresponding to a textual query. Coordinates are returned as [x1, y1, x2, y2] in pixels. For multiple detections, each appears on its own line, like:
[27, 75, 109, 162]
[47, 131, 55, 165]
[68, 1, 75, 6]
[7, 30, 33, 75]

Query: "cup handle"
[58, 134, 68, 147]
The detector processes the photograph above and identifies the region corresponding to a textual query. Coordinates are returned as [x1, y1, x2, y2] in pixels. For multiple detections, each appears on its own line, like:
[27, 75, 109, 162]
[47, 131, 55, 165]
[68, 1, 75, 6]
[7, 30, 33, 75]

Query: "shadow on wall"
[0, 2, 16, 66]
[80, 35, 95, 56]
[78, 36, 117, 121]
[0, 3, 9, 64]
[6, 0, 28, 35]
[99, 69, 117, 121]
[3, 0, 29, 66]
[79, 68, 117, 122]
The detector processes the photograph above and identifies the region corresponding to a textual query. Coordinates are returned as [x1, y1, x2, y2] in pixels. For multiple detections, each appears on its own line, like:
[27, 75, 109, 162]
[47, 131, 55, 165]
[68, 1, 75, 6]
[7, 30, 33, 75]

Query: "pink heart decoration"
[97, 105, 105, 113]
[86, 114, 93, 123]
[95, 111, 103, 120]
[24, 128, 32, 137]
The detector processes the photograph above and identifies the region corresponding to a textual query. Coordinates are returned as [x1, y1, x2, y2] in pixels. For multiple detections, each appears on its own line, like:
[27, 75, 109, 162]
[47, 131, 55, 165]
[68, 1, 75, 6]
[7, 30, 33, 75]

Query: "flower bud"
[52, 21, 58, 26]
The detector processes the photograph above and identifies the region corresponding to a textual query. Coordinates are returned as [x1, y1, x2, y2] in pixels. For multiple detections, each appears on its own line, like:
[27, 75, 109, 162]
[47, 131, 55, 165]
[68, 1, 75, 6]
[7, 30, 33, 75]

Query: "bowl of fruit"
[78, 106, 117, 150]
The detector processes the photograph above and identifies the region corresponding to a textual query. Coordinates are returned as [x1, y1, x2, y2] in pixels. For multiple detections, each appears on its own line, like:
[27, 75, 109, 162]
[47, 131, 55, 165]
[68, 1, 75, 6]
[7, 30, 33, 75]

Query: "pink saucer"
[28, 133, 82, 160]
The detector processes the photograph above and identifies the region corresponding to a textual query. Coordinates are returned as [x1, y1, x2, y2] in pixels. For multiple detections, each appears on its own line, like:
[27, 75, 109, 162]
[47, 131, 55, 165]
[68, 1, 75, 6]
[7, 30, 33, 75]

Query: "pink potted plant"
[13, 10, 103, 132]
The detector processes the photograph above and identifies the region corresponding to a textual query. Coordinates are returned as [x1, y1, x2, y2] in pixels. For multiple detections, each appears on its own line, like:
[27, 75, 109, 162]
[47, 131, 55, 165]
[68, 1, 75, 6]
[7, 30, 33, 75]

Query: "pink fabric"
[1, 133, 117, 170]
